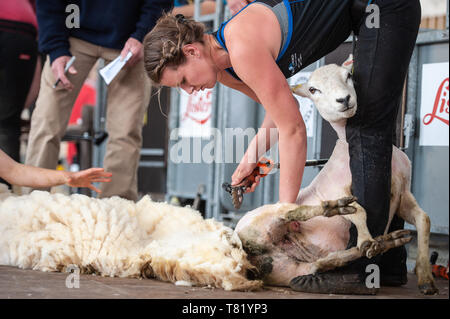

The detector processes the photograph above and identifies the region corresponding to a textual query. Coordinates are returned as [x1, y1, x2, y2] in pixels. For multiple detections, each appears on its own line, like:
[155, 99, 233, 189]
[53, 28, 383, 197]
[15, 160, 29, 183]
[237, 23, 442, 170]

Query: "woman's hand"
[231, 160, 261, 194]
[66, 168, 112, 193]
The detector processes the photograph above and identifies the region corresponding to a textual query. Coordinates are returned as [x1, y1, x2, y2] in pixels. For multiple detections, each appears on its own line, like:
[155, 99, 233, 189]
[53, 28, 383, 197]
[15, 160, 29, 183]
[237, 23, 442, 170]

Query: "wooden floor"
[0, 265, 447, 299]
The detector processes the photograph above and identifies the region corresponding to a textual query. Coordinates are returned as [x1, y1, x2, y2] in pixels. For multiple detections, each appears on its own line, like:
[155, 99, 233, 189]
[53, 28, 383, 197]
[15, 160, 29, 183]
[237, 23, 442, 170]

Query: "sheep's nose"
[336, 95, 351, 107]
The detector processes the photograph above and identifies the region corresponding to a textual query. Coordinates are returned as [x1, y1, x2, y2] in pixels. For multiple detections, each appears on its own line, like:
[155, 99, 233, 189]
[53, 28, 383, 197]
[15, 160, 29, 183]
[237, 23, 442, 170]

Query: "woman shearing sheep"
[0, 149, 112, 193]
[143, 0, 421, 294]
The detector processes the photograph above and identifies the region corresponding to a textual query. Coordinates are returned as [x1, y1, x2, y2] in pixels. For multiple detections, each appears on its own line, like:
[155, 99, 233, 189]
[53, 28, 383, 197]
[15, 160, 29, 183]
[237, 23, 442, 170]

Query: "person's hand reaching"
[66, 168, 112, 193]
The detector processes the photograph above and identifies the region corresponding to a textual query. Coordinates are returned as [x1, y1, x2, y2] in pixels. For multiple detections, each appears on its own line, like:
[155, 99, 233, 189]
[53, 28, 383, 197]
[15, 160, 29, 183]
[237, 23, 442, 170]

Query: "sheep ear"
[291, 83, 309, 98]
[342, 54, 354, 73]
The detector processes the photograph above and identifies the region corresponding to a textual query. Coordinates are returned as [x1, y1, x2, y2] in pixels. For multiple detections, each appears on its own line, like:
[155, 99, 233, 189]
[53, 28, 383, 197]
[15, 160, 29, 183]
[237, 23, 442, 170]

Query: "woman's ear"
[182, 44, 199, 58]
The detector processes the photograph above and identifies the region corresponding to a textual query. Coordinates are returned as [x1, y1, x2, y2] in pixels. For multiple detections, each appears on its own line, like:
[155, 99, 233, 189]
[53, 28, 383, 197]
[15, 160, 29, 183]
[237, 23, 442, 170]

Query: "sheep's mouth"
[339, 104, 355, 112]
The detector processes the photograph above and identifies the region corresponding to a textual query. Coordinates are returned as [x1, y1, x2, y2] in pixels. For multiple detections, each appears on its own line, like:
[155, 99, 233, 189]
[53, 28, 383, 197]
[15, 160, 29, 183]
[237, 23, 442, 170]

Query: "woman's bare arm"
[217, 69, 261, 104]
[225, 16, 307, 203]
[218, 71, 279, 191]
[218, 69, 278, 157]
[0, 149, 111, 193]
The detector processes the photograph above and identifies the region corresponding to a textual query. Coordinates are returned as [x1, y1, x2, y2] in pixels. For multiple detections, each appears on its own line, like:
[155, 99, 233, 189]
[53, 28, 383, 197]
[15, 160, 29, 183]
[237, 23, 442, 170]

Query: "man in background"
[26, 0, 173, 200]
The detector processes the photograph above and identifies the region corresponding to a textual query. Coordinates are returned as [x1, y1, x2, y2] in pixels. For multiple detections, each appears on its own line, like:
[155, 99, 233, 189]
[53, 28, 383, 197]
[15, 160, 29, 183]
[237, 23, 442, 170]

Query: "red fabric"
[0, 0, 38, 29]
[67, 83, 96, 165]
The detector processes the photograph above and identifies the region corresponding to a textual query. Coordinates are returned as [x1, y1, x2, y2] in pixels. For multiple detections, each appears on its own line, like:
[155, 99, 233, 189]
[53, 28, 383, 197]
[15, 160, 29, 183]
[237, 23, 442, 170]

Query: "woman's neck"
[204, 34, 232, 72]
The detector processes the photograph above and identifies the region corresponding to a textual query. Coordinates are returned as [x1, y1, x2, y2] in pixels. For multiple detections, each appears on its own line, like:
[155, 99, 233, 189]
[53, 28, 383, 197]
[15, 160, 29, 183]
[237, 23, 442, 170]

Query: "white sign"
[178, 89, 213, 138]
[289, 72, 315, 137]
[419, 62, 449, 146]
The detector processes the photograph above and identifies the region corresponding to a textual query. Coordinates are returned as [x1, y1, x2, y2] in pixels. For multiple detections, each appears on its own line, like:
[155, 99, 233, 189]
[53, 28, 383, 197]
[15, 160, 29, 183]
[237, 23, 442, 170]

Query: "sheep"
[235, 55, 438, 295]
[0, 184, 261, 291]
[0, 56, 437, 295]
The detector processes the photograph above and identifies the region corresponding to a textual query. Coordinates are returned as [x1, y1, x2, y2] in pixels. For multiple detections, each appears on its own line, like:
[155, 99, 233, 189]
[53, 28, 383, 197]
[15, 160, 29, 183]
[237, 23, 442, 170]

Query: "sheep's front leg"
[285, 197, 381, 258]
[398, 191, 438, 295]
[285, 196, 357, 223]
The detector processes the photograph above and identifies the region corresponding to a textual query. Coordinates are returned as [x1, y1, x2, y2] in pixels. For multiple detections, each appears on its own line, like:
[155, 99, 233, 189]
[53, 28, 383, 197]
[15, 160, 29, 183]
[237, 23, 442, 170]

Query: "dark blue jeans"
[346, 0, 421, 272]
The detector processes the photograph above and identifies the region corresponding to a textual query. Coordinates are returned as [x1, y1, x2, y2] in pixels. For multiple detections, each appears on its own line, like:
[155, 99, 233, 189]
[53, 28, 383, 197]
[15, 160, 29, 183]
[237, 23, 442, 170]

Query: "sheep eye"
[309, 87, 319, 95]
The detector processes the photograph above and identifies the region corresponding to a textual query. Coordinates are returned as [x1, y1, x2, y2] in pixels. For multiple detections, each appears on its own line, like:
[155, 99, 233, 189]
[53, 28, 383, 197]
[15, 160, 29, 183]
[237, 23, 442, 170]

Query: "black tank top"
[213, 0, 369, 81]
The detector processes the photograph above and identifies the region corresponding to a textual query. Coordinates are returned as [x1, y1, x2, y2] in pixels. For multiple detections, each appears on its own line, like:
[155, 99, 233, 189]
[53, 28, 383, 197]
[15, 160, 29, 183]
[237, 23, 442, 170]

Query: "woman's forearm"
[242, 113, 278, 164]
[1, 149, 110, 192]
[1, 149, 67, 188]
[278, 125, 307, 203]
[8, 163, 69, 188]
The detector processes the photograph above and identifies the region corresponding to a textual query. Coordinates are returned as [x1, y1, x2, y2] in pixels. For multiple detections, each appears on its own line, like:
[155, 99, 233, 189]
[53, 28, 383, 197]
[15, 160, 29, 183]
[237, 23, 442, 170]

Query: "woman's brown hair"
[143, 13, 206, 84]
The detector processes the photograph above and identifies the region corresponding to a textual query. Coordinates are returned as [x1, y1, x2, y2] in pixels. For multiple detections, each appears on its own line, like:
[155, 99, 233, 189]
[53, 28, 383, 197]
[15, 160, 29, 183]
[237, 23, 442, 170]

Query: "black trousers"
[0, 22, 38, 187]
[346, 0, 421, 270]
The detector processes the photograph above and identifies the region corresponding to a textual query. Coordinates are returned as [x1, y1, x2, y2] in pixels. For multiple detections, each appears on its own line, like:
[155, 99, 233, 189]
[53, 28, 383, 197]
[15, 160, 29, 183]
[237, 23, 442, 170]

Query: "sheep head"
[292, 55, 357, 123]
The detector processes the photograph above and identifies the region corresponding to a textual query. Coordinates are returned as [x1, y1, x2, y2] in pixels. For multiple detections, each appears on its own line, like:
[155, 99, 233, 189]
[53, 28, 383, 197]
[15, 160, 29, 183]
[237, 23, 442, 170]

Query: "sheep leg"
[310, 230, 413, 274]
[398, 191, 438, 295]
[309, 247, 363, 274]
[322, 196, 359, 217]
[242, 198, 357, 251]
[285, 197, 381, 259]
[252, 251, 318, 286]
[337, 202, 383, 259]
[285, 196, 357, 222]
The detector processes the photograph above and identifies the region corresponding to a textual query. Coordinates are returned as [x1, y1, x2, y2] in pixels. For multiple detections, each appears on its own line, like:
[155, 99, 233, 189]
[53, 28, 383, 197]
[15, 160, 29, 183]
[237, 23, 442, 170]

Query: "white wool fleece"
[0, 187, 261, 291]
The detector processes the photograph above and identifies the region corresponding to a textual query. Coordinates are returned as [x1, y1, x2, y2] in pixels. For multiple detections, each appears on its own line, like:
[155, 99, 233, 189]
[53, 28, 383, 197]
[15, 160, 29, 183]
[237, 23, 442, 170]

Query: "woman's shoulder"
[223, 4, 281, 59]
[223, 3, 279, 39]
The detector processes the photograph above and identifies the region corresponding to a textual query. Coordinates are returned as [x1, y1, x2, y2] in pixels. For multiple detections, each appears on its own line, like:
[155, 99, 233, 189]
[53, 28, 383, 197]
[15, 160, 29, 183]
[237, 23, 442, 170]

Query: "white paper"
[99, 51, 133, 85]
[419, 62, 449, 146]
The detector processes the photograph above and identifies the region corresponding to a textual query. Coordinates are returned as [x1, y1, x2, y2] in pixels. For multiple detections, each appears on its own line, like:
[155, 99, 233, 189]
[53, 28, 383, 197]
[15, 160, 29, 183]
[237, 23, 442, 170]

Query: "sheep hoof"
[358, 240, 381, 259]
[337, 196, 357, 207]
[323, 208, 339, 217]
[359, 240, 372, 255]
[323, 196, 357, 217]
[361, 240, 382, 259]
[365, 242, 381, 259]
[323, 206, 356, 217]
[386, 229, 411, 239]
[338, 206, 357, 215]
[419, 282, 439, 295]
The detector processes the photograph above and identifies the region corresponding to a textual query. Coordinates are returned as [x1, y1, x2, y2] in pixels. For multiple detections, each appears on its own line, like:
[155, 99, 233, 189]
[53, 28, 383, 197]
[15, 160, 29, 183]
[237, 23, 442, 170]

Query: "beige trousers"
[25, 37, 151, 201]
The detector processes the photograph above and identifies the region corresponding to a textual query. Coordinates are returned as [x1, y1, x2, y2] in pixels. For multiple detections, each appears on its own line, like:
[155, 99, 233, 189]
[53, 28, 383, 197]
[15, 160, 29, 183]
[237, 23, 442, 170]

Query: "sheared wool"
[0, 185, 261, 291]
